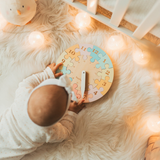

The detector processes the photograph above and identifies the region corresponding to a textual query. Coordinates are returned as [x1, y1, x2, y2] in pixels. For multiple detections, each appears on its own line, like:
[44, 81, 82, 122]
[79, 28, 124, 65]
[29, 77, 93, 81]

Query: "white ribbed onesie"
[0, 67, 77, 160]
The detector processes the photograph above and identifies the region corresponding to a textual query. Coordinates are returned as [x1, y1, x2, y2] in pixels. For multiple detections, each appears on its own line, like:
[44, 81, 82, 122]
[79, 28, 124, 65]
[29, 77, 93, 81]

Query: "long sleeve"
[0, 67, 55, 160]
[18, 67, 55, 92]
[0, 103, 39, 160]
[46, 111, 78, 143]
[0, 66, 78, 160]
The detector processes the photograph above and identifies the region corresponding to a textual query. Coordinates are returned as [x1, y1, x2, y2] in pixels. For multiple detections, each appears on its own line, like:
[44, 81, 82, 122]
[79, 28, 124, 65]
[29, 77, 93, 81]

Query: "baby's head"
[28, 85, 68, 127]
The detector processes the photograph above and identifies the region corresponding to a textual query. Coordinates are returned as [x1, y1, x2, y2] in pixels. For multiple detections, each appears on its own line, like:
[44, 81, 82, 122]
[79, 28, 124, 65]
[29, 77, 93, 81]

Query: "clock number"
[95, 50, 99, 54]
[102, 82, 107, 86]
[106, 70, 110, 75]
[93, 49, 99, 54]
[81, 46, 86, 51]
[69, 50, 75, 55]
[62, 59, 65, 63]
[103, 59, 106, 63]
[94, 91, 98, 95]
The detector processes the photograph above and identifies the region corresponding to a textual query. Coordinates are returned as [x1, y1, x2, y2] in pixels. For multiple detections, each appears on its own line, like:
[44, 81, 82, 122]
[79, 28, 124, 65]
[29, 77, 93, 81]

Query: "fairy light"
[157, 81, 160, 86]
[132, 50, 150, 65]
[28, 31, 45, 47]
[107, 35, 125, 50]
[75, 12, 91, 28]
[147, 115, 160, 133]
[0, 14, 8, 30]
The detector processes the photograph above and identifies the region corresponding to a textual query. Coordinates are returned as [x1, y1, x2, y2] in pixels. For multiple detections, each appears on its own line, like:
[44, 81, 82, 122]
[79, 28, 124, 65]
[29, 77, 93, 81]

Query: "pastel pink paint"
[27, 6, 30, 10]
[6, 11, 9, 15]
[75, 44, 94, 60]
[88, 85, 104, 102]
[72, 83, 81, 99]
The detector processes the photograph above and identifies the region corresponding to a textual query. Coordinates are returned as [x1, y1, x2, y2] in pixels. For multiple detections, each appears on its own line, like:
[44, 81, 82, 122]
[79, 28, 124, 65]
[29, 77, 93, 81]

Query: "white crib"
[64, 0, 160, 54]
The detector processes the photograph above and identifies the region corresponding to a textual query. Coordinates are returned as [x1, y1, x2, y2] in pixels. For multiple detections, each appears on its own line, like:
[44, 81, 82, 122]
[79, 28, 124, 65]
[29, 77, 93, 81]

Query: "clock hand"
[81, 70, 86, 98]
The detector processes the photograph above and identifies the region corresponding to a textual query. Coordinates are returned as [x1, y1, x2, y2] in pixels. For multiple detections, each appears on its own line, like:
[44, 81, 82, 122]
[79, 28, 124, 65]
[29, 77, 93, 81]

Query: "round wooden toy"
[56, 44, 114, 103]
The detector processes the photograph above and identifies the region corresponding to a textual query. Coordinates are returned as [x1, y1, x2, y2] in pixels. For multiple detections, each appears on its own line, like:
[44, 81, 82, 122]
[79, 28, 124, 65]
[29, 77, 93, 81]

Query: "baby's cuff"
[68, 111, 78, 118]
[45, 67, 55, 79]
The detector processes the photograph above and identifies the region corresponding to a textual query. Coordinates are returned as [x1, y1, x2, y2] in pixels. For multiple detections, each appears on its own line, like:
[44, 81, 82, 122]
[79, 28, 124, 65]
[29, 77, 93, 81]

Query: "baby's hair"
[28, 85, 68, 127]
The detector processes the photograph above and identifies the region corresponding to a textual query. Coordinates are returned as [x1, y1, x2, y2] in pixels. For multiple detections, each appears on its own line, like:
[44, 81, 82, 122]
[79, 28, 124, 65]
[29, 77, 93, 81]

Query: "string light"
[0, 14, 8, 30]
[28, 31, 45, 47]
[75, 12, 91, 28]
[107, 35, 125, 50]
[147, 115, 160, 133]
[157, 81, 160, 86]
[132, 50, 150, 65]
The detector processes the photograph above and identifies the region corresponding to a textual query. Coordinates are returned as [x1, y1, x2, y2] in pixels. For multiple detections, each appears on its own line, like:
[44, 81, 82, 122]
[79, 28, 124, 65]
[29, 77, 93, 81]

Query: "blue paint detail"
[69, 77, 73, 81]
[96, 53, 113, 69]
[56, 66, 71, 75]
[87, 45, 106, 63]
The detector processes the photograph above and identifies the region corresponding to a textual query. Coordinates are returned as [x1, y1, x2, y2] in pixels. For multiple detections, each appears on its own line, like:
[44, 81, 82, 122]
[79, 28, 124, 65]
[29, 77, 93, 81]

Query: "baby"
[0, 62, 85, 160]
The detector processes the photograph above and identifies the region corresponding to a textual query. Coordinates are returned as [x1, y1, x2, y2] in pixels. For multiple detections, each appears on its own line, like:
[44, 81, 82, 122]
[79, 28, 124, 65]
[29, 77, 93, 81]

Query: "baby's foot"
[145, 135, 160, 160]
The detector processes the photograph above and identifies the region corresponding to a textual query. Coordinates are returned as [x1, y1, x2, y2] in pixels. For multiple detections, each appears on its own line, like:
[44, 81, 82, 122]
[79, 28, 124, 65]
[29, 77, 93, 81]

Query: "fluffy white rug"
[0, 0, 160, 160]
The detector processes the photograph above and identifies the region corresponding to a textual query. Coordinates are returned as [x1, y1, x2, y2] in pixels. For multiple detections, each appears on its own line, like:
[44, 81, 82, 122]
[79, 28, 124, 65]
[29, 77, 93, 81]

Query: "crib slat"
[110, 0, 131, 27]
[64, 0, 160, 54]
[133, 1, 160, 39]
[87, 0, 98, 15]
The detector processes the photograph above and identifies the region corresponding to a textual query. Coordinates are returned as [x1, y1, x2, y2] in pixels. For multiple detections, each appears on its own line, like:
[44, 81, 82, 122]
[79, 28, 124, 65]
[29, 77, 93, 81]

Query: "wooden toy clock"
[56, 44, 114, 103]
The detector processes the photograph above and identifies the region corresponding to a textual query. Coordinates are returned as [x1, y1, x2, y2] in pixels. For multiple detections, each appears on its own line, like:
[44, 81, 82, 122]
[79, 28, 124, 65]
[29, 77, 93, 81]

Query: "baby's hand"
[48, 62, 63, 78]
[68, 99, 85, 114]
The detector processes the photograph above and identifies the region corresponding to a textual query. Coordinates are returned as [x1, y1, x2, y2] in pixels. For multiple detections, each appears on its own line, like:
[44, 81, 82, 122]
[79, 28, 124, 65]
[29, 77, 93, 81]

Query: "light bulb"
[0, 14, 8, 30]
[157, 81, 160, 86]
[107, 35, 125, 50]
[75, 12, 91, 28]
[147, 115, 160, 133]
[132, 50, 149, 65]
[28, 31, 45, 47]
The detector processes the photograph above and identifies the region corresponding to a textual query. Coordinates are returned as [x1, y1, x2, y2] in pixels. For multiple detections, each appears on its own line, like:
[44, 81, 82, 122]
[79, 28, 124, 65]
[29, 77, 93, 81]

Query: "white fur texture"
[0, 0, 160, 160]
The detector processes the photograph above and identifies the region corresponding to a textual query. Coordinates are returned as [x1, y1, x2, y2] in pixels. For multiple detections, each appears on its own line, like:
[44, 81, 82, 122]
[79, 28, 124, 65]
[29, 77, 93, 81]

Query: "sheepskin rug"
[0, 0, 160, 160]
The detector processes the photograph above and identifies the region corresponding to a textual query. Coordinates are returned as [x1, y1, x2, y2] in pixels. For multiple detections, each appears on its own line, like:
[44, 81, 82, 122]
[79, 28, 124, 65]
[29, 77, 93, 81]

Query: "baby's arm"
[47, 100, 85, 143]
[0, 105, 38, 160]
[18, 63, 63, 91]
[47, 111, 77, 143]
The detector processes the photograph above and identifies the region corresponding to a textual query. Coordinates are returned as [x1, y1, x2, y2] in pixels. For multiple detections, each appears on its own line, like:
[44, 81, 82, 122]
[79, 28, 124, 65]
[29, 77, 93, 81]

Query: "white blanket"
[0, 0, 159, 159]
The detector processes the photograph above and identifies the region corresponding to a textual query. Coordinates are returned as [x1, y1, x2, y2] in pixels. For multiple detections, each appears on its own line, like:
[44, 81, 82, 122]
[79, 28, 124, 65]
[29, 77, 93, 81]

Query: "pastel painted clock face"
[56, 44, 114, 103]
